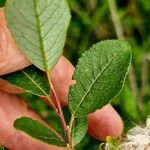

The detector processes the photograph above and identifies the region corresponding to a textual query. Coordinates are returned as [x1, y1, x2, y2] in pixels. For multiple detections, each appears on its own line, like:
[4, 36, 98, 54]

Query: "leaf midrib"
[33, 0, 49, 71]
[73, 46, 126, 116]
[21, 70, 48, 96]
[39, 135, 64, 142]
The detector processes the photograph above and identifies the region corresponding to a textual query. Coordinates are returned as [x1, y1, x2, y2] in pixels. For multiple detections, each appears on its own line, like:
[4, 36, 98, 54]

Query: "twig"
[107, 0, 140, 110]
[140, 57, 147, 105]
[50, 82, 71, 144]
[67, 115, 75, 150]
[45, 96, 57, 111]
[46, 72, 73, 149]
[69, 115, 75, 134]
[107, 0, 124, 40]
[139, 54, 150, 109]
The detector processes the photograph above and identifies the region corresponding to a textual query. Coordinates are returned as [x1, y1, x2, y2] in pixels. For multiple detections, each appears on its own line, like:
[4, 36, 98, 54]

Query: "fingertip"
[87, 104, 124, 141]
[0, 8, 30, 76]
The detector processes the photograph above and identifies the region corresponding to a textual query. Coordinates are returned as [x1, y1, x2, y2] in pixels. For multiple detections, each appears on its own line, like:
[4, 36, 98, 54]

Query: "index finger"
[0, 8, 31, 76]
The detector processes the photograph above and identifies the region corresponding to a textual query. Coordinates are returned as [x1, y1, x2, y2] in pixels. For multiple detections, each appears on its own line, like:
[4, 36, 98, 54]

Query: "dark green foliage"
[3, 66, 50, 96]
[71, 118, 88, 146]
[0, 0, 6, 7]
[14, 117, 66, 147]
[75, 134, 100, 150]
[69, 40, 132, 117]
[5, 0, 71, 71]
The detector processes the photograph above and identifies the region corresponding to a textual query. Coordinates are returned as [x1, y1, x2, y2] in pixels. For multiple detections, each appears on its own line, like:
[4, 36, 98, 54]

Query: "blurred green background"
[66, 0, 150, 148]
[0, 0, 150, 149]
[65, 0, 150, 130]
[67, 0, 150, 137]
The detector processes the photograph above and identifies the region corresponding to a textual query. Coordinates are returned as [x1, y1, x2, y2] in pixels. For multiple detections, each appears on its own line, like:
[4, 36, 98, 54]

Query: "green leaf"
[140, 0, 150, 12]
[71, 118, 87, 146]
[5, 0, 71, 72]
[20, 93, 66, 139]
[2, 66, 50, 96]
[0, 0, 6, 7]
[69, 40, 132, 117]
[106, 136, 120, 150]
[14, 117, 66, 147]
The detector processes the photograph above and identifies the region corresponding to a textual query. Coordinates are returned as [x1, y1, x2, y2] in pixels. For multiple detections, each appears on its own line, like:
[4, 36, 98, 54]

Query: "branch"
[107, 0, 124, 40]
[139, 54, 150, 110]
[46, 72, 73, 149]
[108, 0, 140, 110]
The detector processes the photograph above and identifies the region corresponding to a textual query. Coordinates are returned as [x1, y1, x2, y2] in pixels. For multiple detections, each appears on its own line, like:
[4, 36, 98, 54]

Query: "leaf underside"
[5, 0, 71, 71]
[71, 118, 88, 146]
[14, 117, 66, 147]
[69, 40, 132, 117]
[2, 66, 50, 96]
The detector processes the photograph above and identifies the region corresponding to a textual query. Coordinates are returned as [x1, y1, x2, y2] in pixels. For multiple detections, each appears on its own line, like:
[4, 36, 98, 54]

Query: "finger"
[0, 8, 31, 76]
[0, 90, 64, 150]
[88, 104, 124, 141]
[0, 79, 24, 94]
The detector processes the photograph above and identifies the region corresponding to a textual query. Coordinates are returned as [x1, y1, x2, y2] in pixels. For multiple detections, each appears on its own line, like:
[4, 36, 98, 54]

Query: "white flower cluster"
[120, 118, 150, 150]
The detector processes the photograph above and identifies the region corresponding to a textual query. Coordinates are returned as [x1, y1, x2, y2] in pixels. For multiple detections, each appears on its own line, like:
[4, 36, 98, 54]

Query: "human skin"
[0, 8, 123, 150]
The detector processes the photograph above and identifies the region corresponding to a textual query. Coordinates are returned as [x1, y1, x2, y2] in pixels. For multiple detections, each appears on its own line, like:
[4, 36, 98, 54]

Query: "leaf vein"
[21, 70, 48, 96]
[73, 46, 125, 115]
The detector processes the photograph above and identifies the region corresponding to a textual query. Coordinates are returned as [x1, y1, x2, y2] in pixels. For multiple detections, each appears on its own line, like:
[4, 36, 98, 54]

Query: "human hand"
[0, 9, 123, 150]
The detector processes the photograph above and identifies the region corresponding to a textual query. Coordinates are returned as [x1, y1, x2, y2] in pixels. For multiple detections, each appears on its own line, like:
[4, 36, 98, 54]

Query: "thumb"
[0, 8, 31, 76]
[0, 90, 64, 150]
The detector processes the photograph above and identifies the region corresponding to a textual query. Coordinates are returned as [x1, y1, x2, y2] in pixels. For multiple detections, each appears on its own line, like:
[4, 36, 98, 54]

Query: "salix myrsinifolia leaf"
[71, 118, 87, 146]
[69, 40, 132, 117]
[2, 66, 50, 96]
[5, 0, 71, 72]
[14, 117, 66, 147]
